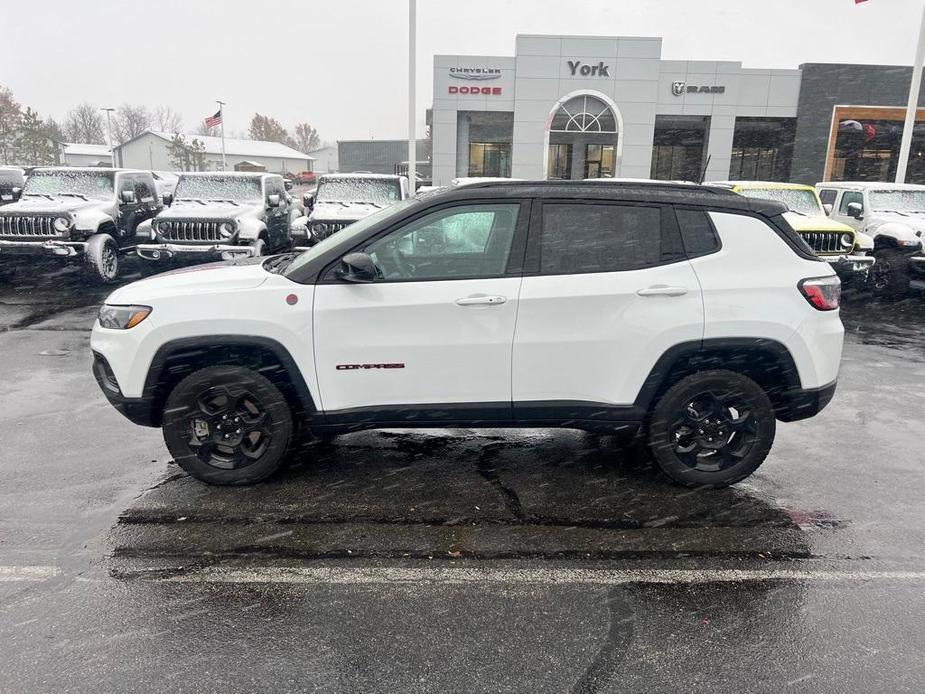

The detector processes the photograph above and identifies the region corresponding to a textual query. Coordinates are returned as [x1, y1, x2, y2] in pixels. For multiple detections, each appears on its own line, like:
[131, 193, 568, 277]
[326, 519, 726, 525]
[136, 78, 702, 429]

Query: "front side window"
[539, 203, 665, 275]
[838, 191, 864, 214]
[364, 203, 520, 281]
[818, 189, 836, 207]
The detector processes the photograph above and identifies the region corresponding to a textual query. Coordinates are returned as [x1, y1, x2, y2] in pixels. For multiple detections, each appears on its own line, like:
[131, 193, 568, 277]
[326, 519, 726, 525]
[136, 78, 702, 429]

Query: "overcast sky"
[1, 0, 920, 145]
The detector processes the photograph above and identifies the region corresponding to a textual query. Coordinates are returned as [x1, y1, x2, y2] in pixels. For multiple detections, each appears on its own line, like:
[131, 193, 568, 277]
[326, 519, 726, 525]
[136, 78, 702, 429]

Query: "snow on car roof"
[815, 181, 925, 191]
[711, 180, 815, 191]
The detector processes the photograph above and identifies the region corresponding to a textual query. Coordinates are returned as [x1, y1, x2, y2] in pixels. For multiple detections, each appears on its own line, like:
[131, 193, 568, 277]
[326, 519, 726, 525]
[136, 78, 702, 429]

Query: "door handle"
[455, 295, 507, 306]
[636, 285, 688, 297]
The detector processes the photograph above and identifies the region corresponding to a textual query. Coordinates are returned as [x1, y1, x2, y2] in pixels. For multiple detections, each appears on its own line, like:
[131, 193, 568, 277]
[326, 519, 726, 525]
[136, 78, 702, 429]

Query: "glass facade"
[828, 111, 925, 183]
[729, 117, 796, 181]
[650, 116, 709, 181]
[468, 143, 511, 177]
[547, 95, 619, 180]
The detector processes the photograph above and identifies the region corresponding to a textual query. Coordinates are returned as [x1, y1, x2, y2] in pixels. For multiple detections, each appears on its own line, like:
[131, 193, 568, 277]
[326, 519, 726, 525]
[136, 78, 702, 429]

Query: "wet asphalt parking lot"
[1, 263, 925, 693]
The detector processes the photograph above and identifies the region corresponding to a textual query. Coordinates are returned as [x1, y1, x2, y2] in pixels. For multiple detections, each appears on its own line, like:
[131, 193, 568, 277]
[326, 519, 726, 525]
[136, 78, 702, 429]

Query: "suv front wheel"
[84, 233, 120, 283]
[647, 370, 776, 488]
[162, 366, 293, 485]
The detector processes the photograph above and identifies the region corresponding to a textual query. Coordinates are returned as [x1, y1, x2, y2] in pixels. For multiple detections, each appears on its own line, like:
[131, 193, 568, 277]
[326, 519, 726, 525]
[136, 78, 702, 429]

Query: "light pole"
[407, 0, 416, 195]
[101, 107, 116, 167]
[216, 100, 227, 171]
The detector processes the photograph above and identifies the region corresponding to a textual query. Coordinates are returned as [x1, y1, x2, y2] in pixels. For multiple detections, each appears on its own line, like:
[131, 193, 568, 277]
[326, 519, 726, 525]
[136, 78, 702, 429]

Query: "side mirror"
[336, 252, 377, 283]
[11, 186, 21, 201]
[120, 189, 136, 204]
[846, 201, 863, 219]
[267, 193, 281, 207]
[162, 193, 173, 206]
[302, 192, 315, 210]
[822, 203, 833, 216]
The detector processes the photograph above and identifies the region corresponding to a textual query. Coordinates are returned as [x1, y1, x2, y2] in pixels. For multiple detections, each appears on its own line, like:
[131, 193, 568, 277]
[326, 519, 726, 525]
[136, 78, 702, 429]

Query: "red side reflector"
[798, 276, 841, 311]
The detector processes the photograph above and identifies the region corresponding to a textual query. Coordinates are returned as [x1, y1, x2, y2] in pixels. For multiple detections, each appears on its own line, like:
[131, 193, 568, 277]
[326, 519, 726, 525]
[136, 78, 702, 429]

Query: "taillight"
[799, 275, 841, 311]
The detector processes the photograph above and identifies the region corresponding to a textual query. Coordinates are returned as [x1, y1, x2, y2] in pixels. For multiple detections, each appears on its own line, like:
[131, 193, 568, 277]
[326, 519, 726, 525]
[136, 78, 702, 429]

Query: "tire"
[250, 238, 266, 257]
[869, 248, 911, 300]
[162, 365, 294, 485]
[84, 233, 120, 284]
[647, 370, 776, 488]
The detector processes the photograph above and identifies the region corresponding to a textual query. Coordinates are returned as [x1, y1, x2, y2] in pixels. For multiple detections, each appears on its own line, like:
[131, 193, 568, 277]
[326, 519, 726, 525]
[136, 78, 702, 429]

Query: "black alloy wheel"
[163, 366, 293, 485]
[869, 248, 910, 299]
[648, 370, 775, 488]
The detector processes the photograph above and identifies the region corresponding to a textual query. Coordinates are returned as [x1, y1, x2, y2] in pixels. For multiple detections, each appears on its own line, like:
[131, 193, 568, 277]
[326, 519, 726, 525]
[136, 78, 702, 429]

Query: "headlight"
[98, 304, 152, 330]
[53, 216, 70, 232]
[220, 221, 236, 238]
[840, 232, 854, 249]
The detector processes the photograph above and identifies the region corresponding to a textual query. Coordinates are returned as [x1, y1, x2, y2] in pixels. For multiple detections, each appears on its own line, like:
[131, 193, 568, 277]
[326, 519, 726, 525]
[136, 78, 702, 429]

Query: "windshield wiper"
[787, 209, 807, 216]
[58, 191, 89, 201]
[176, 197, 207, 206]
[23, 192, 54, 200]
[210, 198, 240, 206]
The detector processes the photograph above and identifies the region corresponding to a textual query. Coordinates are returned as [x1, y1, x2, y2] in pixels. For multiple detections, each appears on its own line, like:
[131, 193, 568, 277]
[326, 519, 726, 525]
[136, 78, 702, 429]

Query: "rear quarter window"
[674, 208, 720, 257]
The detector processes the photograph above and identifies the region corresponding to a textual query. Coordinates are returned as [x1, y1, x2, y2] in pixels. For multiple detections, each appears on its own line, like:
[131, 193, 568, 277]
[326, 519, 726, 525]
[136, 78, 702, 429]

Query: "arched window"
[549, 95, 618, 134]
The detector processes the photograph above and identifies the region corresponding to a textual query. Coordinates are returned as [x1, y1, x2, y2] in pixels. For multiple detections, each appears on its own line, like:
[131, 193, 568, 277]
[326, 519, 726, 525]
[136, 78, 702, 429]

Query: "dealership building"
[430, 34, 925, 187]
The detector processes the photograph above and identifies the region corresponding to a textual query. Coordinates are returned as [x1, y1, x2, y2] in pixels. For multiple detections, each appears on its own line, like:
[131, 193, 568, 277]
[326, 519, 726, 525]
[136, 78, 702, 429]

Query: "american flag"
[204, 109, 222, 128]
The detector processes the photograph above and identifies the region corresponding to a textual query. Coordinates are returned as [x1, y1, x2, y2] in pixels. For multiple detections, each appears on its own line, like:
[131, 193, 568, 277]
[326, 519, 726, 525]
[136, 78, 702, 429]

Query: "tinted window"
[675, 208, 720, 257]
[818, 189, 836, 207]
[839, 191, 864, 213]
[364, 204, 519, 281]
[539, 203, 664, 275]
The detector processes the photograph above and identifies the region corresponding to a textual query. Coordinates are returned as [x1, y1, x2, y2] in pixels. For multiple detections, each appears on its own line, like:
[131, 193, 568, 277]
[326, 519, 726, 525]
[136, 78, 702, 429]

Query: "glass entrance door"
[584, 144, 615, 178]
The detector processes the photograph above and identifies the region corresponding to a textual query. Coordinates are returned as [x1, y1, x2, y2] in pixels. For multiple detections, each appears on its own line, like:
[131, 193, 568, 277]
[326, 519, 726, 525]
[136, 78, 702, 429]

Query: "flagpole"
[896, 3, 925, 183]
[216, 99, 227, 172]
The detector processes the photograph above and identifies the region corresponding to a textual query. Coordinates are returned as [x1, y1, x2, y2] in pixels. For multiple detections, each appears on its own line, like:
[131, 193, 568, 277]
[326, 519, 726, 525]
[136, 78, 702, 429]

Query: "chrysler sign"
[449, 67, 502, 80]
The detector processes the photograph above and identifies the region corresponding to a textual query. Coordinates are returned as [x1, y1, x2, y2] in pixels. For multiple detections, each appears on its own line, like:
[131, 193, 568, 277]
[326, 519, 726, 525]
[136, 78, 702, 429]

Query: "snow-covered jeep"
[291, 173, 409, 248]
[92, 180, 843, 489]
[0, 167, 161, 283]
[136, 172, 293, 266]
[816, 182, 925, 297]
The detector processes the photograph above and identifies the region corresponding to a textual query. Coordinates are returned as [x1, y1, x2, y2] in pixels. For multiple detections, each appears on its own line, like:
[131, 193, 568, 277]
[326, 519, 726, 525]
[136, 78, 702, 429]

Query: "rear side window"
[539, 203, 670, 275]
[674, 208, 720, 257]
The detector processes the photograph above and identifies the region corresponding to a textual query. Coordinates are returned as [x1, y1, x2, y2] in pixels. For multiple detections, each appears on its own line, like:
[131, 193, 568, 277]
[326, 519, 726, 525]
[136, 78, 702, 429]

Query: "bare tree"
[293, 122, 321, 153]
[63, 103, 106, 144]
[153, 105, 183, 133]
[193, 122, 216, 136]
[248, 113, 295, 147]
[112, 104, 151, 144]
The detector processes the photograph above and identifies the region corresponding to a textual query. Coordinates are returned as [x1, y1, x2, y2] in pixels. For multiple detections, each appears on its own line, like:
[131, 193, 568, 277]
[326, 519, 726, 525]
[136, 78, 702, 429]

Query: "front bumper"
[0, 238, 88, 257]
[136, 242, 256, 262]
[92, 352, 159, 427]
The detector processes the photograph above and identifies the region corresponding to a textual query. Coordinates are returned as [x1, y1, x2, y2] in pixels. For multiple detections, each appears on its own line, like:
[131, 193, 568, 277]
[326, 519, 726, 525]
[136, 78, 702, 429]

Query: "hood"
[0, 196, 108, 216]
[158, 200, 261, 220]
[105, 257, 269, 304]
[871, 210, 925, 235]
[309, 200, 382, 222]
[784, 211, 854, 233]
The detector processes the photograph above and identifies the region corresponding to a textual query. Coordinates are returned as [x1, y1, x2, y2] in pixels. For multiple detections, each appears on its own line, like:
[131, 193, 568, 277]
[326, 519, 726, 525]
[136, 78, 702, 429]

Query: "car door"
[312, 200, 528, 416]
[511, 201, 704, 412]
[116, 174, 142, 240]
[830, 189, 864, 231]
[264, 176, 287, 249]
[133, 176, 160, 227]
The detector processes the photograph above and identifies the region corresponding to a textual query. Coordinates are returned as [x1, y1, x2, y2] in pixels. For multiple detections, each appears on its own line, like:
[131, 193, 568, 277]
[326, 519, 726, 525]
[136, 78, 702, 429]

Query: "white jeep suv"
[91, 181, 843, 488]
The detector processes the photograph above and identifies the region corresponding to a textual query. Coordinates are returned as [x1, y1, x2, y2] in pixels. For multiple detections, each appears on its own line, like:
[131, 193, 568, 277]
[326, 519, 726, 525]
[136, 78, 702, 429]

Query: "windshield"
[284, 196, 421, 276]
[22, 170, 114, 201]
[737, 187, 822, 215]
[869, 190, 925, 212]
[0, 171, 22, 185]
[174, 176, 262, 202]
[316, 178, 402, 204]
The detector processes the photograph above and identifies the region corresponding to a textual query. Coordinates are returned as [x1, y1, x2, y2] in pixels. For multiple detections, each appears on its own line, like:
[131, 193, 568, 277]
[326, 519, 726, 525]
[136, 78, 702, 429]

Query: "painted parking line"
[131, 566, 925, 585]
[0, 566, 61, 582]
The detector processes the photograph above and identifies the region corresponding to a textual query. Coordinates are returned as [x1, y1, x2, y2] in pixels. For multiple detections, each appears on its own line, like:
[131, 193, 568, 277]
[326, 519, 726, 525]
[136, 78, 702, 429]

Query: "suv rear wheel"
[647, 370, 775, 488]
[162, 365, 293, 485]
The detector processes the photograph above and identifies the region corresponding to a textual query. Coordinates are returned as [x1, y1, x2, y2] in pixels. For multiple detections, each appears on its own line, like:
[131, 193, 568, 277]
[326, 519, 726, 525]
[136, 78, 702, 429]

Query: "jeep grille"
[800, 231, 845, 255]
[157, 220, 223, 243]
[0, 215, 62, 239]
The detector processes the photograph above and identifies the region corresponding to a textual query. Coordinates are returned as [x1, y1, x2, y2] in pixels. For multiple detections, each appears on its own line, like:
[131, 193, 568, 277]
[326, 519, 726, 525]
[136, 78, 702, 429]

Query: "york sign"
[567, 60, 610, 77]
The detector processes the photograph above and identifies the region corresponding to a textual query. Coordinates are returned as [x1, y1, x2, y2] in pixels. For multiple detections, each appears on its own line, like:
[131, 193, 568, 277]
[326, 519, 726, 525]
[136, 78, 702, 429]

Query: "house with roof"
[112, 131, 314, 174]
[61, 142, 112, 167]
